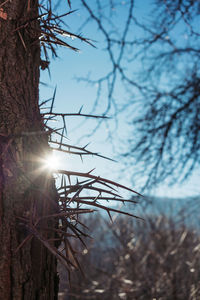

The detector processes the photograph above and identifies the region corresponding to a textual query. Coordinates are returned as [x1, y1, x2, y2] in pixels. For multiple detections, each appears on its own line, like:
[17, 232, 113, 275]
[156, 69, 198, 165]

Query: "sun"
[42, 152, 59, 171]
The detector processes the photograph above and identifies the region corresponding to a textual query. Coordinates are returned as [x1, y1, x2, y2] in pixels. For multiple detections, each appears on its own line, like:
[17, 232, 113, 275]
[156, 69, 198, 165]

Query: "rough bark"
[0, 1, 59, 299]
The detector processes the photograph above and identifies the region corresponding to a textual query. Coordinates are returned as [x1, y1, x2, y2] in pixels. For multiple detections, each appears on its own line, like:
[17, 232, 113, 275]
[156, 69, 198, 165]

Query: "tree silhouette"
[77, 0, 200, 190]
[124, 0, 200, 189]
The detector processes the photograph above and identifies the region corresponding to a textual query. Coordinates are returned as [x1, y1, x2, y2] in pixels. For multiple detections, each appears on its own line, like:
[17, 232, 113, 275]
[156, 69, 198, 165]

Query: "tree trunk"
[0, 1, 59, 299]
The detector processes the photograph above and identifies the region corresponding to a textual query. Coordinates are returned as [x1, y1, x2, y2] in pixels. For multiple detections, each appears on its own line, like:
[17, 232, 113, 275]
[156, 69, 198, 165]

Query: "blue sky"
[40, 0, 200, 200]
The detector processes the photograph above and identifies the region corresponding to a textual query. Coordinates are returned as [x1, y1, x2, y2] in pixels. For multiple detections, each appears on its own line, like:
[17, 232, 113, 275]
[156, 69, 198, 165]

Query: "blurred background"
[39, 0, 200, 298]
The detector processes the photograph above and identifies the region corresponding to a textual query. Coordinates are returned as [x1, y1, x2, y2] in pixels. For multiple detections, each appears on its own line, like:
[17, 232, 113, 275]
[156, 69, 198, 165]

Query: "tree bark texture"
[0, 1, 59, 299]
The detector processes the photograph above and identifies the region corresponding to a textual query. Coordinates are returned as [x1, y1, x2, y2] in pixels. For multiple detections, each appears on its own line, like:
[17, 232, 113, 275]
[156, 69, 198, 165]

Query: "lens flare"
[43, 152, 59, 170]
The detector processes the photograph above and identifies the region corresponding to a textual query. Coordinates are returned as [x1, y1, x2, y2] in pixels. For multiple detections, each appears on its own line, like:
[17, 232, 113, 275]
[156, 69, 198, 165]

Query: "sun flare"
[43, 152, 59, 171]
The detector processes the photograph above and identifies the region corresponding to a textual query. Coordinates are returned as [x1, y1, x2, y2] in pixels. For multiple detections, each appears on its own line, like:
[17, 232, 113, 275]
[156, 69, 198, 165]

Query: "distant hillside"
[130, 195, 200, 228]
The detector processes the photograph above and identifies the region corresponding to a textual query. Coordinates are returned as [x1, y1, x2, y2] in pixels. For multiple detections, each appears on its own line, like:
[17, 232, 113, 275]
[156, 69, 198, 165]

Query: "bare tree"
[124, 0, 200, 189]
[76, 0, 200, 190]
[0, 1, 139, 299]
[59, 206, 200, 300]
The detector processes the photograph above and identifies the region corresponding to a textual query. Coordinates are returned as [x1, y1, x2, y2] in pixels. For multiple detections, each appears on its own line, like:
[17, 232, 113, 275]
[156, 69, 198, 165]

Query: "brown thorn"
[17, 31, 27, 51]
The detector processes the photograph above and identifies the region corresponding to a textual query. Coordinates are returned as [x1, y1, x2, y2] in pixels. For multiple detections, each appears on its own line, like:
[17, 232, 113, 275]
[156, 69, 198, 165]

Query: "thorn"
[107, 210, 113, 223]
[87, 168, 95, 174]
[83, 143, 90, 149]
[80, 154, 83, 163]
[50, 86, 57, 114]
[67, 0, 71, 9]
[78, 105, 83, 114]
[18, 31, 27, 51]
[61, 175, 64, 188]
[67, 175, 71, 186]
[60, 127, 65, 146]
[62, 116, 67, 136]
